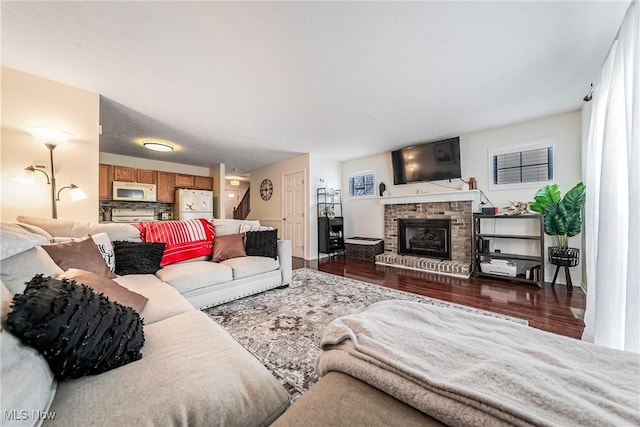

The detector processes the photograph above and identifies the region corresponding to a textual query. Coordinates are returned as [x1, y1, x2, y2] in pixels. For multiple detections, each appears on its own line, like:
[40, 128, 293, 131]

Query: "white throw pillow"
[90, 233, 115, 273]
[238, 223, 275, 234]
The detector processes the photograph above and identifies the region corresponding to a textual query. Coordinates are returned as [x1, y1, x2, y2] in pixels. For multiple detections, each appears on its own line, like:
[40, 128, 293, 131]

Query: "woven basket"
[548, 247, 580, 267]
[345, 239, 384, 262]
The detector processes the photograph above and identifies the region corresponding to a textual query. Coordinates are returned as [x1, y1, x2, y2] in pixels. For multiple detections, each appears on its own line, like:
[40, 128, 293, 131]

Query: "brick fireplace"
[398, 218, 451, 259]
[375, 191, 479, 277]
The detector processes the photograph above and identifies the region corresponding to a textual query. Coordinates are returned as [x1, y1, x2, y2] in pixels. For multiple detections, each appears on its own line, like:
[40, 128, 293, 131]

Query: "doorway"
[225, 189, 239, 219]
[283, 171, 305, 258]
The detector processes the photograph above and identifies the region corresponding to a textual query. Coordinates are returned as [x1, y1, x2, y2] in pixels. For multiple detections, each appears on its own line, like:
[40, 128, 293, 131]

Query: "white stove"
[111, 208, 156, 223]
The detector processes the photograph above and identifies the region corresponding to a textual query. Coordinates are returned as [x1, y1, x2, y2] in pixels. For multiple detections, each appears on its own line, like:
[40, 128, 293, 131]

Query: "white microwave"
[112, 181, 157, 202]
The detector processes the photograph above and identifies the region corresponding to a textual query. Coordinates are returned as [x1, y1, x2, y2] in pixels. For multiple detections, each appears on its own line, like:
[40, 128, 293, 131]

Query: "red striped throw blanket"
[135, 218, 214, 266]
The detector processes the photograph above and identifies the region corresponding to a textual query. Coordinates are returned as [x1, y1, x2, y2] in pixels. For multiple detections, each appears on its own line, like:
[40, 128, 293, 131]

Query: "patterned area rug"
[204, 268, 527, 400]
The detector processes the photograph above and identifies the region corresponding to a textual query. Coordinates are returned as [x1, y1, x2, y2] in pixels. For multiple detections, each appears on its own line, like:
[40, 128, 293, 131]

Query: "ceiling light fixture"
[143, 140, 174, 152]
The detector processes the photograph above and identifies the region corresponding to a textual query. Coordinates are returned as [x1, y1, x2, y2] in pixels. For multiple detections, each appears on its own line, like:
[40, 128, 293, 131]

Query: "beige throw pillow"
[211, 233, 247, 262]
[42, 236, 116, 279]
[57, 269, 148, 313]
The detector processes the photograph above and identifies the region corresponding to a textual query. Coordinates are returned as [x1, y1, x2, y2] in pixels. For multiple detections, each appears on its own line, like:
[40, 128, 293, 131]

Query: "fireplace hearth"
[376, 200, 473, 277]
[398, 218, 451, 260]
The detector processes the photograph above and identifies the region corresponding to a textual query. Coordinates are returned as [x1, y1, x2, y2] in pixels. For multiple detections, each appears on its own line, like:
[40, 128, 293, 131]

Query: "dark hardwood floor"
[293, 256, 586, 339]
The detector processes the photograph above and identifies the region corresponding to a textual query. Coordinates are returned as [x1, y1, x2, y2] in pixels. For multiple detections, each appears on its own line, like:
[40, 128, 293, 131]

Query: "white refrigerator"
[174, 189, 214, 220]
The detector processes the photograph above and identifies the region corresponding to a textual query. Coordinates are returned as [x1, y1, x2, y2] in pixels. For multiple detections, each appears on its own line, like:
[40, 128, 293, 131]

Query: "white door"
[283, 171, 305, 258]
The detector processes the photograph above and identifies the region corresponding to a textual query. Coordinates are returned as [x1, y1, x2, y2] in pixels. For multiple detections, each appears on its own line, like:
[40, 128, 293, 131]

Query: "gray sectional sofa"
[0, 217, 292, 426]
[15, 215, 293, 309]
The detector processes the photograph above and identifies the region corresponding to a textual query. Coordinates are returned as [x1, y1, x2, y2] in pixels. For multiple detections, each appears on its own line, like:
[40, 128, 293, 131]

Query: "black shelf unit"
[318, 217, 345, 257]
[317, 188, 344, 257]
[472, 213, 545, 287]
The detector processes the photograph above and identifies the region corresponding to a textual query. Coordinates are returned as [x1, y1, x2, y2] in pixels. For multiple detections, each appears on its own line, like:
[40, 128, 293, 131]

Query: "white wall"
[248, 154, 309, 250]
[248, 153, 341, 260]
[342, 110, 583, 285]
[209, 164, 225, 218]
[1, 68, 100, 222]
[341, 154, 389, 239]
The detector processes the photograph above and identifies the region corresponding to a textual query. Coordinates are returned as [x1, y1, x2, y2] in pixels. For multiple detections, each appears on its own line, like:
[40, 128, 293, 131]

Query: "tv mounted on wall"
[391, 137, 462, 185]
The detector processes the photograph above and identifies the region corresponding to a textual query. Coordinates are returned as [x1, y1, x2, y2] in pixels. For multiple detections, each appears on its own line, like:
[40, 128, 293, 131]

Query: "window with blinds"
[348, 172, 375, 197]
[492, 145, 553, 186]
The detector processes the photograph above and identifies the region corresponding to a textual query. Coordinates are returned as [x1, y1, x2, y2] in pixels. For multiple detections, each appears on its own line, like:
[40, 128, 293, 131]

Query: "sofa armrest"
[277, 240, 292, 285]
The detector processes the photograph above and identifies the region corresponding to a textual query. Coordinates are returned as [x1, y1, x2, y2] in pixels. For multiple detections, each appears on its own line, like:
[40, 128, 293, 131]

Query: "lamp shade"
[69, 184, 88, 201]
[56, 184, 87, 202]
[26, 127, 73, 142]
[14, 168, 36, 184]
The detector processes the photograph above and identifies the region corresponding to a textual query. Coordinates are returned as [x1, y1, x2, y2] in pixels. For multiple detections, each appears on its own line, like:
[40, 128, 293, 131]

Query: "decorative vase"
[379, 182, 386, 197]
[548, 247, 580, 267]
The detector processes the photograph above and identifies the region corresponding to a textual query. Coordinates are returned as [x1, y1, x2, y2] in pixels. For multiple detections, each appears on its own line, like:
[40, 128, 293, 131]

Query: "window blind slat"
[493, 147, 552, 185]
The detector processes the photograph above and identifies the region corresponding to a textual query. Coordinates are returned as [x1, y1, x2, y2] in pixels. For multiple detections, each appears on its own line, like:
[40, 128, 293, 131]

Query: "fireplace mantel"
[379, 190, 481, 205]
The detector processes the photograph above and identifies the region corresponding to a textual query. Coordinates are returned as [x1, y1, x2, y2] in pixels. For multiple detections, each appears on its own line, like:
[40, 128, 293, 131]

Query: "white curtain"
[582, 0, 639, 353]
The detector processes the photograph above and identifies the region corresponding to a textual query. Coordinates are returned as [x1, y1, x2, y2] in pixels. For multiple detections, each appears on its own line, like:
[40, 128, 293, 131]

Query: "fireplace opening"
[398, 219, 451, 260]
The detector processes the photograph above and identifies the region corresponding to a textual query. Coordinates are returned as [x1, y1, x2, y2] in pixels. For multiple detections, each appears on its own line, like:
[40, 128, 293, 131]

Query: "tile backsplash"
[99, 201, 173, 222]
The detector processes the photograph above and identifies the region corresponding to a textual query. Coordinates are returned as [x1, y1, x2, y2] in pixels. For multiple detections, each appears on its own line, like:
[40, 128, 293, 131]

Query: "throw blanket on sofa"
[136, 219, 214, 266]
[317, 300, 640, 427]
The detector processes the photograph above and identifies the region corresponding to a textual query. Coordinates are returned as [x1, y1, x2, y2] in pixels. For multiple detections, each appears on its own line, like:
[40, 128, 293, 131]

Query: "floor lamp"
[15, 128, 87, 219]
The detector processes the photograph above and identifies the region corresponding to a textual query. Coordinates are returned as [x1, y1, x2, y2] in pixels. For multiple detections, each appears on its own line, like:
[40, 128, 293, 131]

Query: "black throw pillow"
[113, 241, 165, 275]
[245, 229, 278, 259]
[6, 274, 145, 380]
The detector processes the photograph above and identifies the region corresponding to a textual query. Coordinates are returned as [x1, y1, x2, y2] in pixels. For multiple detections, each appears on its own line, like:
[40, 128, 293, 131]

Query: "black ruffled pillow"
[245, 229, 278, 259]
[112, 241, 166, 275]
[6, 274, 145, 380]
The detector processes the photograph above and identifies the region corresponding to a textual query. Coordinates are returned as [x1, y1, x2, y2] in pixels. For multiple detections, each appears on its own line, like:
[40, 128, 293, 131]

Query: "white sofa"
[0, 218, 293, 426]
[14, 215, 293, 309]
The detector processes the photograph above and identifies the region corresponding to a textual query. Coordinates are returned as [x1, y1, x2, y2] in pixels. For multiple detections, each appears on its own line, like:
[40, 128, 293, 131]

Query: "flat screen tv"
[391, 137, 461, 185]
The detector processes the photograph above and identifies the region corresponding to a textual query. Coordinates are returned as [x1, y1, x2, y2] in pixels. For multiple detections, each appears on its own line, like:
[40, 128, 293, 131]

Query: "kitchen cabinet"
[136, 169, 157, 184]
[98, 164, 113, 200]
[194, 175, 213, 190]
[99, 164, 213, 203]
[174, 174, 195, 188]
[157, 171, 175, 203]
[113, 166, 135, 182]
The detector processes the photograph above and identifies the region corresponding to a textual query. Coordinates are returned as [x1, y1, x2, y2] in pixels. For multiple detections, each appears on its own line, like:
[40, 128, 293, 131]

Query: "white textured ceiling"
[1, 1, 628, 174]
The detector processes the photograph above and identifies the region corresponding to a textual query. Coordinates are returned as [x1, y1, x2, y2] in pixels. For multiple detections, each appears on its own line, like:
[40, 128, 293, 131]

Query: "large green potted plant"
[529, 183, 586, 285]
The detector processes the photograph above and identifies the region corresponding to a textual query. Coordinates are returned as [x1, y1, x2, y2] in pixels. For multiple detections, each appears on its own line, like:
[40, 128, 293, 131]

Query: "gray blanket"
[317, 300, 640, 427]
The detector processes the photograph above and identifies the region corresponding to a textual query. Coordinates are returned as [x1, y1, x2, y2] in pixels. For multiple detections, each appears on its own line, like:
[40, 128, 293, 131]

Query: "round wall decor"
[260, 178, 273, 201]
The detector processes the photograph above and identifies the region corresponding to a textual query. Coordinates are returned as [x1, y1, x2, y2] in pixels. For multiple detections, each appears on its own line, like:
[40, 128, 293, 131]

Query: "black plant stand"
[548, 247, 580, 291]
[551, 265, 575, 290]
